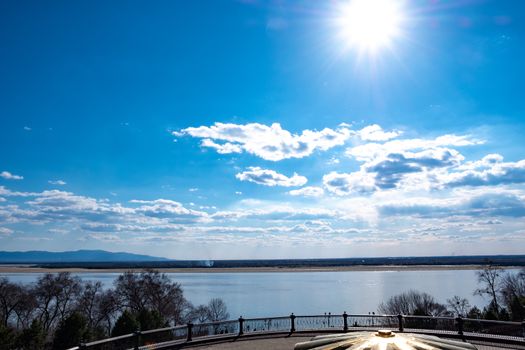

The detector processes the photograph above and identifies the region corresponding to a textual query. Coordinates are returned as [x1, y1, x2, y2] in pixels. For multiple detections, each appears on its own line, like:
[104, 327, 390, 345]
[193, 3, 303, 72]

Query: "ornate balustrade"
[66, 314, 525, 350]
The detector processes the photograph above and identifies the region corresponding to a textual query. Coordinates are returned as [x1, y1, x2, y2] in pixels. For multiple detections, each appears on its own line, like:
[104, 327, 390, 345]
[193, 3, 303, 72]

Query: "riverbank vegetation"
[0, 269, 229, 349]
[378, 266, 525, 321]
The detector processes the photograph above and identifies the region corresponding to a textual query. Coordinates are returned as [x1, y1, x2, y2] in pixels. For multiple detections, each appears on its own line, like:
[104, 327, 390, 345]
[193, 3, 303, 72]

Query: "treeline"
[0, 269, 229, 350]
[378, 266, 525, 321]
[34, 255, 525, 269]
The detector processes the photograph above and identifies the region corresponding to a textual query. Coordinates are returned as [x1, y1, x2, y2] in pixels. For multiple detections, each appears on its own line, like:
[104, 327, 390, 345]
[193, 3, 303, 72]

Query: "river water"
[1, 269, 513, 318]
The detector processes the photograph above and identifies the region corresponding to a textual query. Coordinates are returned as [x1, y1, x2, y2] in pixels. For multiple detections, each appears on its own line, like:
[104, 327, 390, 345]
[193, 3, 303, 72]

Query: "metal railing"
[67, 313, 525, 350]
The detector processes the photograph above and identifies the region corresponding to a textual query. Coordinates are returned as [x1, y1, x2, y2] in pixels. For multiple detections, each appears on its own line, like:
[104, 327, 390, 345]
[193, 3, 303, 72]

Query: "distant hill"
[0, 250, 169, 263]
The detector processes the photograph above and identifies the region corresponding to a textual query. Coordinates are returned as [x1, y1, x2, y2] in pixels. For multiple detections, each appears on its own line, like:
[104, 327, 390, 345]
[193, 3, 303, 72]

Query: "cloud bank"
[174, 122, 355, 161]
[236, 167, 307, 187]
[324, 133, 493, 195]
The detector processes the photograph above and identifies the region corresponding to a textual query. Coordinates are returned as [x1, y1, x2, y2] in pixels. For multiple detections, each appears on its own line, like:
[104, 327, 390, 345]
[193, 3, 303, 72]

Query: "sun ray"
[335, 0, 405, 55]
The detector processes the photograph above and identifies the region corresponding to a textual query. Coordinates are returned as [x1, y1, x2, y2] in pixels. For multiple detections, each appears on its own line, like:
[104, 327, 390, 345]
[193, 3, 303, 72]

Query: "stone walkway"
[186, 335, 311, 350]
[186, 334, 515, 350]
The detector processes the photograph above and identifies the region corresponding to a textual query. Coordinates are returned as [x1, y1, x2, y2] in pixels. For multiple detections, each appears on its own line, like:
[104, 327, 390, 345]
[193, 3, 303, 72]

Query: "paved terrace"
[183, 333, 519, 350]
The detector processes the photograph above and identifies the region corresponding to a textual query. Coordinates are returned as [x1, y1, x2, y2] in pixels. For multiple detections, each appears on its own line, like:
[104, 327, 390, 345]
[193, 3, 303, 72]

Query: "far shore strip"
[0, 264, 520, 274]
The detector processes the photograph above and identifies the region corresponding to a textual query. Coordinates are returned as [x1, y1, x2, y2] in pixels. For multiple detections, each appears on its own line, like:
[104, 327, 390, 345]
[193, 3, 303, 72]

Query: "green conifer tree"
[0, 324, 16, 350]
[52, 312, 88, 350]
[111, 310, 139, 337]
[16, 320, 46, 350]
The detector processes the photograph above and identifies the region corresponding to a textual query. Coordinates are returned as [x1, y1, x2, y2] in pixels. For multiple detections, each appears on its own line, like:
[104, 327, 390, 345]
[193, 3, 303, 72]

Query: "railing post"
[238, 316, 244, 336]
[343, 312, 348, 332]
[397, 314, 404, 332]
[133, 330, 141, 350]
[79, 342, 87, 350]
[521, 320, 525, 339]
[456, 317, 464, 340]
[187, 322, 193, 342]
[290, 313, 296, 333]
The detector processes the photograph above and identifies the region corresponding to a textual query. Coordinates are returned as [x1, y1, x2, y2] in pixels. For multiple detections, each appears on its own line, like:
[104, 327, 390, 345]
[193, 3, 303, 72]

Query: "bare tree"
[500, 269, 525, 305]
[96, 289, 119, 336]
[0, 278, 25, 327]
[141, 269, 187, 323]
[56, 272, 82, 322]
[114, 270, 190, 325]
[474, 265, 503, 316]
[77, 281, 102, 329]
[34, 272, 82, 332]
[114, 271, 147, 312]
[77, 281, 119, 335]
[206, 298, 230, 322]
[378, 290, 448, 316]
[12, 286, 37, 330]
[446, 296, 471, 317]
[188, 305, 211, 323]
[177, 299, 200, 325]
[499, 268, 525, 320]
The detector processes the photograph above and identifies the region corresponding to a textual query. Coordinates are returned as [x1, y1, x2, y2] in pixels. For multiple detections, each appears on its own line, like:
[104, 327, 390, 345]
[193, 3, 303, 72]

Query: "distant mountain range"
[0, 250, 168, 263]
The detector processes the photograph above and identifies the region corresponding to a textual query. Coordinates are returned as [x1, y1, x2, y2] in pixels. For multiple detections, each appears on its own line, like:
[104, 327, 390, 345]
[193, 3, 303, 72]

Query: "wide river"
[1, 269, 514, 318]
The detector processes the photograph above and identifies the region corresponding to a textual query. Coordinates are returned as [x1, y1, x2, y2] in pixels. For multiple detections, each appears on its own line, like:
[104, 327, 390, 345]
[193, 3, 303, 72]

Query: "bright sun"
[336, 0, 404, 53]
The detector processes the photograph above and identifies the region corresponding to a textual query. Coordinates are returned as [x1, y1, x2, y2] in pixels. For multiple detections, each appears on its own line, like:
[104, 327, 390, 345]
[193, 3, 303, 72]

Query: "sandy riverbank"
[0, 264, 515, 274]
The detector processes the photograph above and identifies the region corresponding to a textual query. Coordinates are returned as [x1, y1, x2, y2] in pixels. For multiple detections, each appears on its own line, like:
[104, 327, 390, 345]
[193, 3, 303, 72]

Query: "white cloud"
[1, 171, 23, 180]
[326, 157, 340, 165]
[1, 187, 212, 233]
[366, 148, 464, 190]
[130, 199, 209, 222]
[357, 124, 401, 141]
[376, 187, 525, 219]
[0, 227, 13, 235]
[48, 180, 67, 186]
[2, 182, 524, 256]
[200, 139, 243, 154]
[27, 190, 133, 222]
[327, 133, 487, 195]
[347, 134, 483, 162]
[289, 186, 325, 197]
[323, 171, 376, 195]
[88, 233, 123, 243]
[457, 154, 504, 170]
[478, 219, 503, 225]
[48, 228, 69, 235]
[81, 222, 184, 233]
[236, 167, 307, 187]
[212, 206, 341, 222]
[174, 122, 352, 161]
[15, 236, 52, 241]
[444, 156, 525, 188]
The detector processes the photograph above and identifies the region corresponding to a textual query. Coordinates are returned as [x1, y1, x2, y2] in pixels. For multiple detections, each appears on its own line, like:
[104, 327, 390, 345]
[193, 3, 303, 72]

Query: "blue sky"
[1, 0, 524, 259]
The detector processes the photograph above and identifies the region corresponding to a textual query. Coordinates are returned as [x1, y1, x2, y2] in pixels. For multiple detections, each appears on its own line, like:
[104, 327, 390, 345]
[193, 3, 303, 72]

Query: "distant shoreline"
[1, 264, 522, 274]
